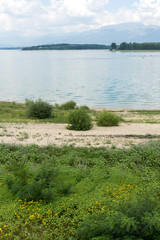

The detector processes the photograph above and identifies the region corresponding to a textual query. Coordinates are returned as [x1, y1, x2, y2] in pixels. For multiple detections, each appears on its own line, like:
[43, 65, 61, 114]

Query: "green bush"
[60, 100, 76, 110]
[26, 99, 53, 119]
[6, 161, 58, 202]
[97, 110, 120, 126]
[68, 108, 93, 131]
[76, 194, 160, 240]
[79, 105, 90, 111]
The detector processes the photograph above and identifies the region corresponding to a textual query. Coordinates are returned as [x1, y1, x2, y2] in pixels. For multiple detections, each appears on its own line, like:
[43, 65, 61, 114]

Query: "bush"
[68, 108, 93, 131]
[76, 194, 160, 240]
[97, 110, 120, 126]
[79, 105, 90, 111]
[26, 99, 53, 119]
[60, 100, 76, 110]
[6, 161, 58, 202]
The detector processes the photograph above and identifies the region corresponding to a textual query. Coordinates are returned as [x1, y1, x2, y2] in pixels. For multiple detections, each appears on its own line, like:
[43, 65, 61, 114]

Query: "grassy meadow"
[0, 101, 160, 239]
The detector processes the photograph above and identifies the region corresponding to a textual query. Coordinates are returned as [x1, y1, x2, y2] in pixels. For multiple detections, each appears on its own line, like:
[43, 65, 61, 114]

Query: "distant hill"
[1, 22, 160, 47]
[62, 22, 160, 45]
[22, 43, 109, 50]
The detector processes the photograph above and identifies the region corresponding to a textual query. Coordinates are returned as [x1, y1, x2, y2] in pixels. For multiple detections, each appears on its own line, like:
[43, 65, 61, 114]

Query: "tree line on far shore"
[111, 42, 160, 50]
[22, 42, 160, 51]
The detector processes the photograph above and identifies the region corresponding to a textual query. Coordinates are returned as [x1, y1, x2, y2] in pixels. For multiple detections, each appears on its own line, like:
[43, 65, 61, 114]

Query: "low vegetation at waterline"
[97, 110, 121, 126]
[0, 141, 160, 239]
[1, 100, 160, 124]
[0, 100, 123, 128]
[56, 100, 77, 110]
[26, 99, 53, 119]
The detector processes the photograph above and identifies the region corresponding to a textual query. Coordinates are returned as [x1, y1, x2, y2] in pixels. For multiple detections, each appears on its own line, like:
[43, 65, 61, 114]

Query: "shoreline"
[0, 101, 160, 148]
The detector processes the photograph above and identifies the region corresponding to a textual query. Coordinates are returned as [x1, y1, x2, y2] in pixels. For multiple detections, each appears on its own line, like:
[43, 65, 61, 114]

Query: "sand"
[0, 122, 160, 148]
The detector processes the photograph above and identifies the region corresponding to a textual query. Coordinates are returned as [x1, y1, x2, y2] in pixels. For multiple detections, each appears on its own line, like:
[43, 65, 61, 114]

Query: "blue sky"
[107, 0, 136, 12]
[0, 0, 160, 37]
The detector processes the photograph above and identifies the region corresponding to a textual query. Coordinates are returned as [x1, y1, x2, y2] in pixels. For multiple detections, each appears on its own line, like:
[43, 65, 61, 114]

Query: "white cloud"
[0, 0, 160, 37]
[134, 0, 160, 24]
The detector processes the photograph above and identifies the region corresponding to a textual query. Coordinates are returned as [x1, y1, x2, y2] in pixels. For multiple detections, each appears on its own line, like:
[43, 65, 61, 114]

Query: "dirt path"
[0, 122, 160, 148]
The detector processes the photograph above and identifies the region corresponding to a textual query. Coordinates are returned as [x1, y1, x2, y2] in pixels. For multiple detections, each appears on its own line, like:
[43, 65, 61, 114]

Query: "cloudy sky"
[0, 0, 160, 37]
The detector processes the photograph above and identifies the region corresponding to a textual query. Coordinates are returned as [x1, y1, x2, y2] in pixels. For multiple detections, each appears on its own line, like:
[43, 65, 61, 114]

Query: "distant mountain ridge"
[1, 22, 160, 47]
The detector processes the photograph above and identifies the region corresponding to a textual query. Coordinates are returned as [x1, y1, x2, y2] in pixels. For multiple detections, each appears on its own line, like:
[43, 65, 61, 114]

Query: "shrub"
[68, 108, 93, 131]
[26, 99, 53, 119]
[97, 110, 120, 126]
[79, 105, 90, 111]
[60, 100, 76, 110]
[6, 161, 58, 202]
[76, 194, 160, 240]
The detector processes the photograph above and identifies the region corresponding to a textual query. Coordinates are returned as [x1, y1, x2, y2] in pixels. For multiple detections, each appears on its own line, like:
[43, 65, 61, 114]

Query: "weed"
[16, 132, 29, 141]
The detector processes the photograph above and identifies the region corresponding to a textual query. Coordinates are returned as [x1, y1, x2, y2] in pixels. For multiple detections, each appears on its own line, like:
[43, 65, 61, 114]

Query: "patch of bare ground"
[0, 122, 160, 148]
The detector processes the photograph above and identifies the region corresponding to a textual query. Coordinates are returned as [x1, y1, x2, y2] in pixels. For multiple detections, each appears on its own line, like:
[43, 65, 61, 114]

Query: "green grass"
[0, 141, 160, 239]
[128, 110, 160, 115]
[0, 101, 71, 123]
[2, 101, 160, 124]
[0, 101, 96, 124]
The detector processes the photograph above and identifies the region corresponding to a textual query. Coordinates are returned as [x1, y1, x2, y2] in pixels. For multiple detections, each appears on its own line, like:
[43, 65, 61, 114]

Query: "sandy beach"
[0, 122, 160, 148]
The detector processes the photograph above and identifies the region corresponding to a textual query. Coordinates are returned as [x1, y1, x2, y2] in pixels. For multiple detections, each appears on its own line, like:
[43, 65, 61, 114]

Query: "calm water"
[1, 49, 160, 109]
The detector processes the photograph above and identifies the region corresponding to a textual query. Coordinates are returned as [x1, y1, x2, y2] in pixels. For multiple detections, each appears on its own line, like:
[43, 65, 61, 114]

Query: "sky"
[0, 0, 160, 38]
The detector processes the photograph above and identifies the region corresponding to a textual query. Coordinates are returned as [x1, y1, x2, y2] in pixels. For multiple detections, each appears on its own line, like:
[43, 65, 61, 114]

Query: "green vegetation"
[68, 107, 93, 130]
[1, 101, 160, 124]
[0, 141, 160, 239]
[97, 110, 121, 126]
[58, 100, 77, 110]
[111, 42, 117, 50]
[119, 42, 160, 50]
[22, 43, 109, 51]
[26, 99, 53, 119]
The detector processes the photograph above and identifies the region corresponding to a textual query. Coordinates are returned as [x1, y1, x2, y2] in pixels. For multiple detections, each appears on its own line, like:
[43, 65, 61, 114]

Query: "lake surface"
[1, 49, 160, 109]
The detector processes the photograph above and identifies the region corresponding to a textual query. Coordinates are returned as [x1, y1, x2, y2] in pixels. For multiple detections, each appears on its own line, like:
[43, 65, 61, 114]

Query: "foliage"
[0, 141, 160, 239]
[111, 42, 117, 50]
[76, 192, 160, 240]
[6, 161, 58, 202]
[97, 110, 120, 126]
[26, 99, 53, 119]
[68, 108, 93, 130]
[59, 100, 77, 110]
[119, 42, 160, 50]
[22, 43, 109, 50]
[1, 101, 160, 124]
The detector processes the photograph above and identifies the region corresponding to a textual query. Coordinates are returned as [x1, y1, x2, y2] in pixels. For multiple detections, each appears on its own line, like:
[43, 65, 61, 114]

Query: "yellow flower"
[29, 215, 35, 220]
[47, 209, 51, 214]
[55, 213, 58, 216]
[43, 221, 46, 225]
[0, 228, 2, 232]
[101, 207, 105, 211]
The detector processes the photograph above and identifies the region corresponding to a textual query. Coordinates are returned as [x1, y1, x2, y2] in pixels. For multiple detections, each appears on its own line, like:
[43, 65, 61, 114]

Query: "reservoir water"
[1, 49, 160, 109]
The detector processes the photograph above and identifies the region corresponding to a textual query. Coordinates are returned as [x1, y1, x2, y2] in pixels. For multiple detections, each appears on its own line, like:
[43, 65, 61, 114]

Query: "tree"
[111, 42, 117, 50]
[120, 42, 127, 50]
